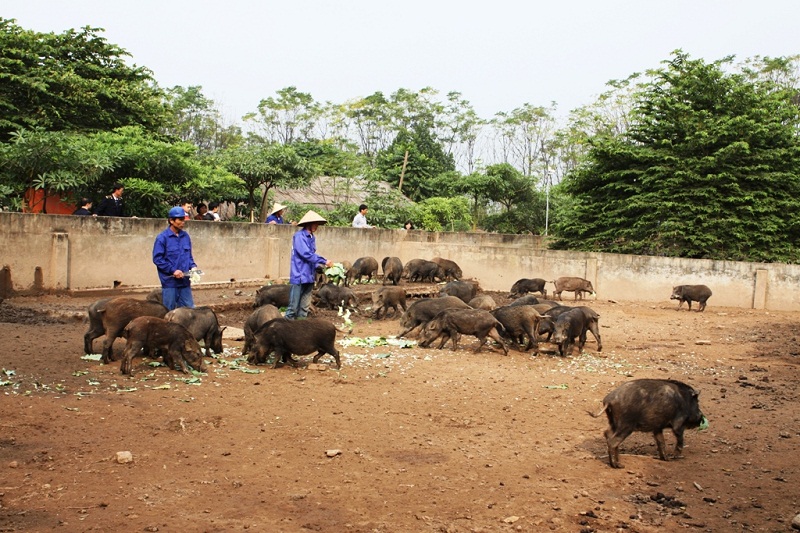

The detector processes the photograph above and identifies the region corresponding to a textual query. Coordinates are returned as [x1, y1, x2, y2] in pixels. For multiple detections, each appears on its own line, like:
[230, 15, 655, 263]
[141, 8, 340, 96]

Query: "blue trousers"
[162, 287, 194, 311]
[285, 283, 314, 319]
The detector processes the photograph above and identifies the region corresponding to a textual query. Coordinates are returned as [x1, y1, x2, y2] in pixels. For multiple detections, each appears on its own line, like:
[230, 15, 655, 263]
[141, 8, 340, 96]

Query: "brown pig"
[120, 316, 207, 375]
[97, 297, 169, 363]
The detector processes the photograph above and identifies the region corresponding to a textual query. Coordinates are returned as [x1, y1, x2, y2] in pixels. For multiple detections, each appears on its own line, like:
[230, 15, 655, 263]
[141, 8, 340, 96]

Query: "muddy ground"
[0, 283, 798, 533]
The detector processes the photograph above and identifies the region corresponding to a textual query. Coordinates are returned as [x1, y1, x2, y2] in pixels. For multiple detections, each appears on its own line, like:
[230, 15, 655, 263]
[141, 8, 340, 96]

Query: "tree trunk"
[398, 150, 409, 192]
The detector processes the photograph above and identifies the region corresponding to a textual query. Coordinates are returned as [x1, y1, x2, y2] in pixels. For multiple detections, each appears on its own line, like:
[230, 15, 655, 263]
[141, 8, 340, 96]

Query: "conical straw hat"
[269, 202, 288, 216]
[297, 210, 327, 226]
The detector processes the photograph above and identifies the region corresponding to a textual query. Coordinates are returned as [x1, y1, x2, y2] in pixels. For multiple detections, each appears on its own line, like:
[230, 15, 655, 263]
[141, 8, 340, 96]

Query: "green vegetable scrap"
[80, 354, 103, 361]
[698, 416, 709, 431]
[150, 383, 171, 390]
[543, 384, 569, 390]
[324, 263, 347, 285]
[72, 370, 89, 377]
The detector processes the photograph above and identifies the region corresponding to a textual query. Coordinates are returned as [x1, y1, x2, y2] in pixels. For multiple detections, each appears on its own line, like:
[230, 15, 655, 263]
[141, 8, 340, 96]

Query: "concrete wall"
[2, 212, 799, 311]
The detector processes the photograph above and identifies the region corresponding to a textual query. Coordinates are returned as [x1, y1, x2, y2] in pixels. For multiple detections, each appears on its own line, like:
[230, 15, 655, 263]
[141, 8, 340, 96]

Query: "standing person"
[352, 204, 373, 228]
[285, 210, 334, 320]
[204, 201, 221, 221]
[266, 202, 288, 224]
[180, 200, 193, 220]
[72, 198, 93, 216]
[194, 203, 208, 220]
[153, 206, 199, 311]
[95, 183, 126, 216]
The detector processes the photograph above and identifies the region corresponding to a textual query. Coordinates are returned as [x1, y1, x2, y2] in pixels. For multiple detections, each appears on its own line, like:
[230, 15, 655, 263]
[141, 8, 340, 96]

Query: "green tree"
[377, 124, 455, 202]
[552, 52, 800, 262]
[220, 143, 313, 222]
[245, 87, 319, 145]
[163, 85, 242, 153]
[0, 19, 169, 140]
[409, 197, 472, 232]
[0, 128, 115, 212]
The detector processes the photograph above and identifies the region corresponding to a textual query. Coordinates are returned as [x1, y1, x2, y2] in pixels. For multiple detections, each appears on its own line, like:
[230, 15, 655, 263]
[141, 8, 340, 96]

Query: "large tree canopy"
[552, 52, 800, 262]
[0, 19, 169, 140]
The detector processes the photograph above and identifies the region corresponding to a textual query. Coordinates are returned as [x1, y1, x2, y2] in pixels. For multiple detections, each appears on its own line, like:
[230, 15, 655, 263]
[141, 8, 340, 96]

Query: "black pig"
[120, 316, 207, 375]
[551, 308, 590, 356]
[242, 305, 281, 356]
[492, 305, 543, 351]
[439, 280, 478, 303]
[254, 284, 291, 308]
[431, 257, 463, 281]
[406, 260, 444, 283]
[345, 256, 379, 286]
[468, 294, 496, 311]
[314, 283, 359, 310]
[510, 278, 548, 298]
[671, 284, 712, 312]
[397, 296, 471, 338]
[542, 306, 602, 351]
[97, 298, 169, 363]
[589, 379, 707, 468]
[372, 286, 407, 319]
[248, 318, 341, 369]
[418, 308, 508, 355]
[381, 257, 403, 286]
[84, 289, 161, 355]
[165, 306, 226, 358]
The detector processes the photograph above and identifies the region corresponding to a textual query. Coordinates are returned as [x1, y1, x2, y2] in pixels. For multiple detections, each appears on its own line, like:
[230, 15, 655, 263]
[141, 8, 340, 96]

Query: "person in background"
[266, 202, 288, 224]
[404, 220, 414, 230]
[285, 210, 334, 320]
[352, 204, 373, 228]
[180, 200, 193, 220]
[73, 198, 93, 216]
[153, 206, 199, 311]
[204, 201, 221, 221]
[95, 183, 126, 217]
[194, 203, 208, 220]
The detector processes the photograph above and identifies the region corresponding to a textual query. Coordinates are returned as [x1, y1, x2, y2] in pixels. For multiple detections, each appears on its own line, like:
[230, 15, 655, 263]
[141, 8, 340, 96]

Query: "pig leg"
[120, 340, 144, 375]
[672, 425, 687, 458]
[101, 327, 124, 364]
[604, 426, 633, 468]
[486, 327, 508, 355]
[448, 328, 460, 351]
[84, 327, 104, 355]
[697, 300, 706, 312]
[588, 321, 602, 351]
[652, 430, 669, 461]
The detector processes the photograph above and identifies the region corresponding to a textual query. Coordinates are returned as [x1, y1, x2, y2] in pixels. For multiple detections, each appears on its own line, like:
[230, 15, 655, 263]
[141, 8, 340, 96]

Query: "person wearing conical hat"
[266, 202, 288, 224]
[285, 210, 334, 320]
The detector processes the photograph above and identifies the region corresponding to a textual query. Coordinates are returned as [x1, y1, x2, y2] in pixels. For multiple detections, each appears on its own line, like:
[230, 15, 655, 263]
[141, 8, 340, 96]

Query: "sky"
[6, 0, 800, 124]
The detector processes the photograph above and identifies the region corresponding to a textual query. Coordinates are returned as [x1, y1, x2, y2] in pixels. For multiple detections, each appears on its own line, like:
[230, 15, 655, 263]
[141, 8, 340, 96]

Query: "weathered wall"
[2, 212, 798, 311]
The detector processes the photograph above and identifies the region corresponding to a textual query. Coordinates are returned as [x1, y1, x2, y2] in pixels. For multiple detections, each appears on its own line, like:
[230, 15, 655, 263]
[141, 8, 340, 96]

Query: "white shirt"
[352, 212, 371, 228]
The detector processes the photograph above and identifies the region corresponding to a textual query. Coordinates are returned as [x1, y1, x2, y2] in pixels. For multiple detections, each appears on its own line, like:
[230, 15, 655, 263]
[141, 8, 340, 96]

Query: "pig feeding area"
[0, 285, 798, 533]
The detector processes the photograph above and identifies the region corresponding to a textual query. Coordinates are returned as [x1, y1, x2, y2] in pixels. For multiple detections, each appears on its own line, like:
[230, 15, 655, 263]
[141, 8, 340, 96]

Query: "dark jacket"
[95, 195, 125, 216]
[72, 207, 93, 216]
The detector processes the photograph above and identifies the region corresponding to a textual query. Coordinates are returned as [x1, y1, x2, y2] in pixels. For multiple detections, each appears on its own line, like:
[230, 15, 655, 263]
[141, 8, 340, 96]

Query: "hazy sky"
[6, 1, 800, 123]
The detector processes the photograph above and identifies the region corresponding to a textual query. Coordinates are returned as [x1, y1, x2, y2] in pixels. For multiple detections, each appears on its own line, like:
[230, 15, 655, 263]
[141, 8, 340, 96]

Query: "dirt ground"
[0, 283, 798, 533]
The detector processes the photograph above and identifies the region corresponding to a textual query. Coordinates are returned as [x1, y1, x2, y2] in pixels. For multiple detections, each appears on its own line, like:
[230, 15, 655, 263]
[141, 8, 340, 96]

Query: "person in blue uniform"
[266, 202, 288, 224]
[153, 206, 199, 310]
[284, 210, 333, 320]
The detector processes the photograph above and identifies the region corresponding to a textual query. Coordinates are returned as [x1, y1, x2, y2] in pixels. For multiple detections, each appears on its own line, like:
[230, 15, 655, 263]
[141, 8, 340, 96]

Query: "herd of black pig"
[81, 256, 712, 468]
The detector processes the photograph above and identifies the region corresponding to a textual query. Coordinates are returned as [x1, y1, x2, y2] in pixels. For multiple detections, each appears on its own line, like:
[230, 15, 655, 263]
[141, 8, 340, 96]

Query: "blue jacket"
[289, 228, 327, 284]
[266, 214, 285, 224]
[153, 227, 196, 288]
